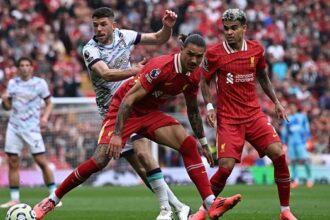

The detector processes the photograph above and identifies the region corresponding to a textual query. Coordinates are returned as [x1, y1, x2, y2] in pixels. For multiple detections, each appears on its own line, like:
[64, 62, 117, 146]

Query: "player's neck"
[228, 41, 243, 51]
[20, 74, 32, 81]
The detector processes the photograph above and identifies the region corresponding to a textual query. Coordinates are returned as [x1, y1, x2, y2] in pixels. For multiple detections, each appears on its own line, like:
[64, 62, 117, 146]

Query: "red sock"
[179, 136, 213, 200]
[272, 154, 290, 206]
[55, 158, 101, 198]
[210, 167, 231, 196]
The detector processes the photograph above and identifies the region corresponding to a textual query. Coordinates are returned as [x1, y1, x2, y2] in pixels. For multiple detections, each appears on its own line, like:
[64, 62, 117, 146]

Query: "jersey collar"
[223, 39, 247, 54]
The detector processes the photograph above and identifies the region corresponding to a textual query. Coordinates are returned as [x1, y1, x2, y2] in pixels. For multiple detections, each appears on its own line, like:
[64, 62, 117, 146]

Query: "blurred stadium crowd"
[0, 0, 329, 169]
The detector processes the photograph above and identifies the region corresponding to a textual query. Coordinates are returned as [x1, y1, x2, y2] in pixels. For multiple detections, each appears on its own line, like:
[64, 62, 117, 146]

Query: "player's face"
[223, 20, 246, 45]
[181, 43, 205, 73]
[18, 60, 33, 80]
[93, 17, 115, 44]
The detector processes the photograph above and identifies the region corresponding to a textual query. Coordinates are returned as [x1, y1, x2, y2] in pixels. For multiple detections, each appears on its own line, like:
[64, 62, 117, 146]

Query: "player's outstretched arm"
[91, 60, 144, 82]
[108, 80, 148, 159]
[184, 93, 214, 167]
[257, 68, 288, 121]
[140, 10, 177, 45]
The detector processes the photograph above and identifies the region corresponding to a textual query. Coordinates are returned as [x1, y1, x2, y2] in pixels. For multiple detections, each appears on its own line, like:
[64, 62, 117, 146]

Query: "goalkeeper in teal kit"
[281, 102, 313, 188]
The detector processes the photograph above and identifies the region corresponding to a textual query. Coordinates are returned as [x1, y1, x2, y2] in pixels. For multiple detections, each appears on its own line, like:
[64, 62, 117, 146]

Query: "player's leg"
[0, 154, 21, 208]
[190, 123, 244, 220]
[33, 144, 110, 219]
[247, 116, 296, 220]
[296, 144, 313, 187]
[287, 144, 299, 188]
[1, 127, 22, 208]
[151, 124, 241, 219]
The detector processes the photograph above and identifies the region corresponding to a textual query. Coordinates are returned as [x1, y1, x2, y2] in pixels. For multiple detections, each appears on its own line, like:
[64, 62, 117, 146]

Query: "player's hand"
[275, 101, 289, 122]
[162, 10, 177, 28]
[206, 109, 216, 128]
[40, 116, 48, 129]
[108, 134, 122, 159]
[1, 91, 10, 100]
[130, 58, 147, 76]
[201, 145, 214, 167]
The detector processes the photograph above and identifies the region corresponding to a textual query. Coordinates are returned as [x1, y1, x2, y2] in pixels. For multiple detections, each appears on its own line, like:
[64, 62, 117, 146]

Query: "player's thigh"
[216, 123, 245, 162]
[92, 144, 111, 168]
[246, 116, 281, 157]
[153, 124, 189, 150]
[4, 126, 24, 155]
[287, 144, 298, 160]
[295, 144, 309, 160]
[132, 136, 159, 170]
[21, 131, 46, 154]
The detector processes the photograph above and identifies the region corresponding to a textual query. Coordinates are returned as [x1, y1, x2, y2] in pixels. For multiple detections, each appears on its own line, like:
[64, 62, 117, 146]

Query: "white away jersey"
[82, 28, 141, 117]
[7, 76, 51, 132]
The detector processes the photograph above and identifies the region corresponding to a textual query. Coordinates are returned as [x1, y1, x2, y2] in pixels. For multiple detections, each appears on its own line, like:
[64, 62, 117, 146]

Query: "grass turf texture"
[0, 184, 329, 220]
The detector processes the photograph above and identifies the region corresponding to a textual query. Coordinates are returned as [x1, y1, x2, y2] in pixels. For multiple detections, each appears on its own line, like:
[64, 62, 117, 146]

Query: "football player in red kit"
[189, 9, 297, 220]
[104, 33, 241, 220]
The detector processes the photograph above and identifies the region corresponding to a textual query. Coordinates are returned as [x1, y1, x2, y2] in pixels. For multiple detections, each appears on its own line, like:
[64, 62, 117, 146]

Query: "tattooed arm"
[184, 93, 214, 167]
[107, 80, 148, 159]
[257, 68, 288, 121]
[200, 74, 216, 127]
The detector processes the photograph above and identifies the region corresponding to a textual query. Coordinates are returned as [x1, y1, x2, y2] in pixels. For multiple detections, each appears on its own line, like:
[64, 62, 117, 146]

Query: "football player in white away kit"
[1, 57, 61, 208]
[34, 7, 190, 220]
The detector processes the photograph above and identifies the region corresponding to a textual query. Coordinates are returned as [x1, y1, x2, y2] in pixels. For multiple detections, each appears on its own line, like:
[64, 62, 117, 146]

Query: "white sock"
[165, 184, 183, 210]
[47, 183, 56, 195]
[10, 188, 20, 202]
[49, 192, 60, 205]
[203, 195, 216, 210]
[148, 173, 171, 210]
[281, 206, 290, 212]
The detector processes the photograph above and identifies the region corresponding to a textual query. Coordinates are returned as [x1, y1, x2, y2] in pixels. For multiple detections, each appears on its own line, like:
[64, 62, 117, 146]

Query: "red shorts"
[98, 110, 180, 146]
[216, 115, 281, 162]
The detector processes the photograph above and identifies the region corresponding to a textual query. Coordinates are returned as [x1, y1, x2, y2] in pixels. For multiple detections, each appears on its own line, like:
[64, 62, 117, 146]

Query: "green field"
[1, 184, 329, 219]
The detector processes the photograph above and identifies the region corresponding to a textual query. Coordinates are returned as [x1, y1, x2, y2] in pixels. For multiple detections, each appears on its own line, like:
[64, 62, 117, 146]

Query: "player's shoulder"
[32, 76, 47, 84]
[246, 39, 264, 51]
[83, 38, 98, 49]
[206, 43, 225, 57]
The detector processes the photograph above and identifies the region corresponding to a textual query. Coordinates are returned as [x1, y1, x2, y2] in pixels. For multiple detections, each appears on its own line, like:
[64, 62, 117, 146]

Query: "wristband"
[199, 137, 208, 146]
[206, 103, 214, 111]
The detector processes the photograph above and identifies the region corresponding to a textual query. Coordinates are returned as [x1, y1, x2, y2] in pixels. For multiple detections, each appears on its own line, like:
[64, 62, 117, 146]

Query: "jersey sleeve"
[6, 79, 15, 97]
[200, 50, 219, 82]
[38, 79, 51, 99]
[120, 29, 141, 45]
[139, 62, 166, 93]
[256, 47, 266, 70]
[82, 45, 102, 70]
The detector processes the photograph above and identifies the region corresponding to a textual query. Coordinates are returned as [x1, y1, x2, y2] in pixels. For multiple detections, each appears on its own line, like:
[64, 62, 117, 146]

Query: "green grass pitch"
[1, 184, 329, 219]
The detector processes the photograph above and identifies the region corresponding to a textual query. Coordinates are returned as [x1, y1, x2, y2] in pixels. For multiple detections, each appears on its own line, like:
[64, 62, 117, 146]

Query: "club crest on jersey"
[250, 56, 255, 67]
[146, 69, 161, 83]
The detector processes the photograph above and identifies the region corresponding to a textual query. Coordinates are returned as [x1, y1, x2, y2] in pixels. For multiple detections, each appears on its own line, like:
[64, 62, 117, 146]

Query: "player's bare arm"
[140, 10, 177, 45]
[108, 80, 148, 159]
[40, 97, 53, 128]
[257, 68, 288, 121]
[91, 59, 145, 81]
[184, 93, 214, 167]
[1, 91, 12, 110]
[200, 74, 216, 127]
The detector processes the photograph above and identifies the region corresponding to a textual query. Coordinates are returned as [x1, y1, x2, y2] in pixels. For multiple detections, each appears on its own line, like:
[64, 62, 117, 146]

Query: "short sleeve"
[120, 29, 141, 45]
[7, 79, 15, 97]
[82, 46, 102, 70]
[256, 47, 266, 70]
[138, 61, 166, 93]
[38, 79, 51, 99]
[200, 50, 219, 82]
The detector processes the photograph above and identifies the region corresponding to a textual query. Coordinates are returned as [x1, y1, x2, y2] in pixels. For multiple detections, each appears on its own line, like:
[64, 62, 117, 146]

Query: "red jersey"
[201, 40, 266, 124]
[111, 53, 200, 115]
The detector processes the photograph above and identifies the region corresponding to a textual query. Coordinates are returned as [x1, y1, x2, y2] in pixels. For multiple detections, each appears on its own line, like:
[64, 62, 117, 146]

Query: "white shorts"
[120, 133, 144, 156]
[5, 124, 46, 155]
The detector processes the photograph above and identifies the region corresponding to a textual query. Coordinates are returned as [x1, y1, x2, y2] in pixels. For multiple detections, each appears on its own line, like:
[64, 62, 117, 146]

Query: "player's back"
[111, 53, 200, 114]
[204, 40, 266, 124]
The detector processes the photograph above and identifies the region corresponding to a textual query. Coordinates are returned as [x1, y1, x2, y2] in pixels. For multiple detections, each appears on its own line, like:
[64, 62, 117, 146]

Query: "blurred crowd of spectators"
[0, 0, 329, 168]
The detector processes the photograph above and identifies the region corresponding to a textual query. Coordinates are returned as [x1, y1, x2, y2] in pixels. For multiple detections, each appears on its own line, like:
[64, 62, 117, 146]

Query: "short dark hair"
[222, 9, 247, 25]
[92, 7, 115, 19]
[17, 57, 32, 66]
[178, 33, 206, 48]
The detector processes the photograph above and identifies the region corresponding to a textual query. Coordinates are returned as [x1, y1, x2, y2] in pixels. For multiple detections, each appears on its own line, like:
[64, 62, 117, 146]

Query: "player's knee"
[218, 158, 235, 170]
[265, 142, 284, 159]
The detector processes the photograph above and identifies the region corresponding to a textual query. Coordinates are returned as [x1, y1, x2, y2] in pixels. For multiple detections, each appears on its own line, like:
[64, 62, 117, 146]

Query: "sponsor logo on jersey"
[152, 90, 163, 98]
[226, 72, 254, 84]
[226, 73, 234, 84]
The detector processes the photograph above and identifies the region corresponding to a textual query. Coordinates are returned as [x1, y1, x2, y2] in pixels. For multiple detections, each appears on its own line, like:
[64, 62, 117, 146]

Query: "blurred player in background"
[192, 9, 297, 220]
[281, 102, 313, 188]
[0, 57, 61, 208]
[34, 7, 190, 220]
